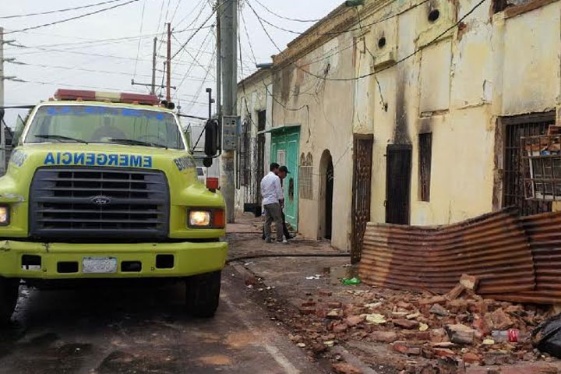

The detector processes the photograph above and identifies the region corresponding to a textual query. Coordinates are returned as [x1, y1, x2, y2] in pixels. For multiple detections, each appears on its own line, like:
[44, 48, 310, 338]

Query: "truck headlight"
[188, 209, 225, 229]
[189, 210, 211, 227]
[0, 206, 9, 226]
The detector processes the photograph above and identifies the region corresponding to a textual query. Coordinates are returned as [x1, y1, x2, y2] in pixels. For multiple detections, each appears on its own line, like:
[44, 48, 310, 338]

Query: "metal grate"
[503, 114, 555, 216]
[30, 168, 169, 240]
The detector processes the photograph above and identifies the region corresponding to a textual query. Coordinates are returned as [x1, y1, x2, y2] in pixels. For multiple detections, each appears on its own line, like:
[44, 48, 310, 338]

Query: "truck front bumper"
[0, 240, 228, 279]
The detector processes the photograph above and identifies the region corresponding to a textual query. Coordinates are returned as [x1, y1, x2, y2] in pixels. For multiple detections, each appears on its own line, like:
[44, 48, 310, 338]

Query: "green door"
[270, 127, 300, 229]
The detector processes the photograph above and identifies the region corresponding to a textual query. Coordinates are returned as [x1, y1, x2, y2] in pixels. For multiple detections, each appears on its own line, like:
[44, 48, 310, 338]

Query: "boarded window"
[419, 133, 432, 202]
[299, 152, 313, 199]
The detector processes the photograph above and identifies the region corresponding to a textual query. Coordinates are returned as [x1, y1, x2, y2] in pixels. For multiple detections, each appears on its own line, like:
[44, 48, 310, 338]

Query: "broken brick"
[446, 324, 475, 345]
[430, 303, 449, 317]
[433, 348, 456, 358]
[327, 309, 344, 319]
[463, 352, 480, 364]
[393, 319, 420, 330]
[445, 284, 466, 300]
[319, 290, 332, 297]
[460, 274, 479, 291]
[345, 315, 365, 327]
[332, 363, 362, 374]
[299, 307, 316, 315]
[332, 323, 348, 333]
[488, 308, 515, 330]
[420, 295, 447, 305]
[328, 302, 343, 309]
[430, 328, 449, 343]
[370, 331, 398, 343]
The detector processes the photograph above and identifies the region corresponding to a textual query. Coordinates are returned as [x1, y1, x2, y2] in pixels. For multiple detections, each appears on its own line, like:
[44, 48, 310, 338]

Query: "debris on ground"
[257, 273, 559, 373]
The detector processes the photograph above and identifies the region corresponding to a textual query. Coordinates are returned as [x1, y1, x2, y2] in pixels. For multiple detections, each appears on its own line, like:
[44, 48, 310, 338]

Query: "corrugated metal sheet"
[489, 212, 561, 304]
[359, 209, 537, 299]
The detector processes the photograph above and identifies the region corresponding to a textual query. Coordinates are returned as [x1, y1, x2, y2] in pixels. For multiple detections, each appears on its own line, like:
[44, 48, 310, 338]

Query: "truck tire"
[0, 278, 19, 325]
[185, 271, 221, 318]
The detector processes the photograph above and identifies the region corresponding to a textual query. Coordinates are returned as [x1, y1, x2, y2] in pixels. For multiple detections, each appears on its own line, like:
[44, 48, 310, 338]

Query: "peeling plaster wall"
[358, 0, 561, 226]
[272, 32, 355, 251]
[235, 72, 273, 214]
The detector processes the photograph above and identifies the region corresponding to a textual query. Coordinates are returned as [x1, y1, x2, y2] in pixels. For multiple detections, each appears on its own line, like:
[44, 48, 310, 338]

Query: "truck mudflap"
[0, 240, 227, 279]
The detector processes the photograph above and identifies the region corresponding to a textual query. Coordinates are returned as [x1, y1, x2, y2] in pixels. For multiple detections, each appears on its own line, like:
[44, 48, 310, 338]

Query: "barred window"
[299, 152, 313, 199]
[238, 120, 251, 187]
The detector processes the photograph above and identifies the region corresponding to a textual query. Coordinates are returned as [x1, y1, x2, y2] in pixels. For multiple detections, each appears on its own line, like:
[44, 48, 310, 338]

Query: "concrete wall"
[354, 0, 561, 226]
[235, 70, 273, 214]
[272, 30, 356, 251]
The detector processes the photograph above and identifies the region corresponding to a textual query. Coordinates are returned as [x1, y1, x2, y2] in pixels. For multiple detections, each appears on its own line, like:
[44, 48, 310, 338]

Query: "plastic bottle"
[341, 277, 361, 285]
[491, 329, 519, 343]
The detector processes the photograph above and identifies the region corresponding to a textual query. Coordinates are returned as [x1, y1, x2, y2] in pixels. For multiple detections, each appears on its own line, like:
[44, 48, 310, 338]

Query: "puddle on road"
[324, 264, 359, 285]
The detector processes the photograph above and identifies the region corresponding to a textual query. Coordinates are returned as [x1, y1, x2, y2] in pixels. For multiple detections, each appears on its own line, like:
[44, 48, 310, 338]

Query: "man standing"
[277, 165, 294, 241]
[260, 163, 284, 243]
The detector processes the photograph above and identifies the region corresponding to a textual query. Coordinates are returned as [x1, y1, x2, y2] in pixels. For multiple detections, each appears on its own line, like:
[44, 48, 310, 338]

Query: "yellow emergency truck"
[0, 89, 227, 323]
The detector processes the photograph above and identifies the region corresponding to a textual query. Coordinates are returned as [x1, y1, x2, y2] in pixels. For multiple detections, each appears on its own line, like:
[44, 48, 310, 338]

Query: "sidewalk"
[227, 214, 561, 374]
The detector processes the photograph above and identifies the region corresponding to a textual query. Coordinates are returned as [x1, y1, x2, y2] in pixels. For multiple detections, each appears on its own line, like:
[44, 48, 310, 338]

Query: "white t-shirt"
[260, 171, 284, 205]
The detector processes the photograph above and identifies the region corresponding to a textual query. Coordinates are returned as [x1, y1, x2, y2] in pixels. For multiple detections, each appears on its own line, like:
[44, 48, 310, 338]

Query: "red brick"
[328, 301, 343, 309]
[433, 348, 456, 358]
[393, 319, 420, 330]
[299, 307, 315, 315]
[346, 315, 365, 327]
[371, 331, 398, 343]
[463, 352, 481, 364]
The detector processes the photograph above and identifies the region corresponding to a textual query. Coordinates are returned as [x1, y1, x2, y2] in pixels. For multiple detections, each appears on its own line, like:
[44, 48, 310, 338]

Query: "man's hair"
[270, 162, 280, 171]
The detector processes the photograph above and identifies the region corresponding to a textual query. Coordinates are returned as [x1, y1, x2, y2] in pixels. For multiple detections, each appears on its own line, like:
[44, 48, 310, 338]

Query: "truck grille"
[30, 168, 169, 240]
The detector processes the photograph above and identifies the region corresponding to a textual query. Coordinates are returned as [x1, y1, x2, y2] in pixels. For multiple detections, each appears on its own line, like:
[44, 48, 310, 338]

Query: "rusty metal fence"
[359, 208, 561, 304]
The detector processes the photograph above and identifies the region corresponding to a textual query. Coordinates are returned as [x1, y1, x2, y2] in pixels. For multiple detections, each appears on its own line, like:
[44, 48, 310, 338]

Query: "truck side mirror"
[204, 119, 219, 157]
[12, 115, 25, 146]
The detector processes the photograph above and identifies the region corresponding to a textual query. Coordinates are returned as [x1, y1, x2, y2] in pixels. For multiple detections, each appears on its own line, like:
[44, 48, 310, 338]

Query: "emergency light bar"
[54, 89, 160, 106]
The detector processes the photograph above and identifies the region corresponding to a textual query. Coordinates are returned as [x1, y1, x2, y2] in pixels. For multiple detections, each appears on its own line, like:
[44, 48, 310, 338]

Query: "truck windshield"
[24, 105, 184, 150]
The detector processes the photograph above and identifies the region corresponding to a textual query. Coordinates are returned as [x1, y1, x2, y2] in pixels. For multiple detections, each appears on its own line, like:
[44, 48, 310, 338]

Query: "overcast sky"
[1, 0, 342, 125]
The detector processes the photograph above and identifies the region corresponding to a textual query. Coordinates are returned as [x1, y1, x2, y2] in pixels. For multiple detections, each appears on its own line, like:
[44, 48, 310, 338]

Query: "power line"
[251, 0, 322, 23]
[171, 7, 217, 60]
[0, 0, 126, 19]
[170, 0, 213, 63]
[133, 0, 147, 79]
[5, 0, 141, 35]
[300, 0, 488, 82]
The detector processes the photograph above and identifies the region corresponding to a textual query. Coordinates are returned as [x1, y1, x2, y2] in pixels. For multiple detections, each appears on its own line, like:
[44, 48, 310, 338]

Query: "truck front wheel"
[185, 271, 221, 318]
[0, 278, 19, 325]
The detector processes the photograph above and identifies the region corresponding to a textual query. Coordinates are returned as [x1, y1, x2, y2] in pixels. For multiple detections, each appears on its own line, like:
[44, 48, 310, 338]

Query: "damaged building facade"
[236, 0, 561, 252]
[235, 68, 273, 215]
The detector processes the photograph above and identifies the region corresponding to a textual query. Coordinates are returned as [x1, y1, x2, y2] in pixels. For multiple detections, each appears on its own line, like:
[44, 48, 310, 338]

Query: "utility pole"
[131, 37, 160, 95]
[166, 23, 172, 102]
[151, 37, 157, 95]
[218, 0, 238, 223]
[0, 27, 5, 175]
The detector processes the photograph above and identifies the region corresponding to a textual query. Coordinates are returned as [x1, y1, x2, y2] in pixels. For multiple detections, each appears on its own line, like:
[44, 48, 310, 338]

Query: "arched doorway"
[318, 150, 334, 240]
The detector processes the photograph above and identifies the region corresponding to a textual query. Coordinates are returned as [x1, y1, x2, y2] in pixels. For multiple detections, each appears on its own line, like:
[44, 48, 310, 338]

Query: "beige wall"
[355, 0, 561, 226]
[272, 31, 356, 250]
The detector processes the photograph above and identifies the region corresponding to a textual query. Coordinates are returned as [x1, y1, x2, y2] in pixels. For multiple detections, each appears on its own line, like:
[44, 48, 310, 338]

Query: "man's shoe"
[282, 239, 288, 244]
[265, 237, 272, 243]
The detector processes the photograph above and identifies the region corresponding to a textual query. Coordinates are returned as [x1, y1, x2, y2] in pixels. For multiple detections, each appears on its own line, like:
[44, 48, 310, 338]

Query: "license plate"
[82, 257, 117, 274]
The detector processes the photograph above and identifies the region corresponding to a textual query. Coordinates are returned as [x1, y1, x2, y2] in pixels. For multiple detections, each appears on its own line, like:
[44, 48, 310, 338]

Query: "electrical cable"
[299, 0, 489, 82]
[0, 0, 127, 19]
[251, 0, 322, 23]
[5, 0, 141, 34]
[132, 0, 147, 79]
[171, 6, 217, 60]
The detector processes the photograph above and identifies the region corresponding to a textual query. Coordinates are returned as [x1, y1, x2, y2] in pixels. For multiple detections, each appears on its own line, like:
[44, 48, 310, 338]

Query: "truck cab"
[0, 89, 227, 323]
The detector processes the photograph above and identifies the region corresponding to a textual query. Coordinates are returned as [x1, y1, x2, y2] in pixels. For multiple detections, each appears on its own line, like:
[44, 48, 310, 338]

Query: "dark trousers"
[263, 211, 290, 240]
